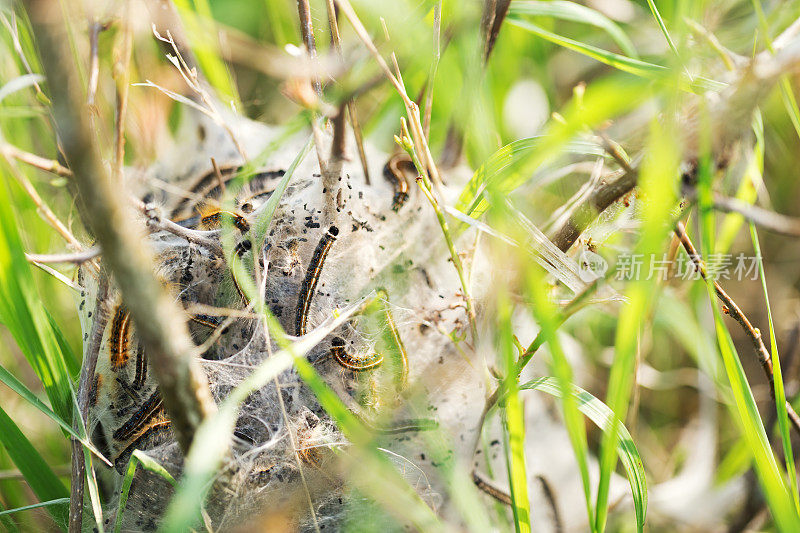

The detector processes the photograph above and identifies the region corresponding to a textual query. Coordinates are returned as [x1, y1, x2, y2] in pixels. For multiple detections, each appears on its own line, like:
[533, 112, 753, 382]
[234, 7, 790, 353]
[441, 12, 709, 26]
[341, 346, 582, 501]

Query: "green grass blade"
[498, 292, 531, 533]
[115, 451, 176, 533]
[523, 267, 595, 529]
[715, 112, 763, 254]
[0, 173, 75, 425]
[751, 0, 800, 142]
[750, 223, 800, 513]
[708, 299, 800, 530]
[456, 136, 607, 219]
[692, 110, 800, 528]
[595, 120, 678, 531]
[518, 377, 647, 531]
[0, 364, 107, 463]
[506, 17, 724, 92]
[644, 0, 681, 62]
[0, 406, 69, 529]
[0, 501, 21, 533]
[0, 498, 70, 518]
[509, 1, 638, 58]
[506, 18, 663, 79]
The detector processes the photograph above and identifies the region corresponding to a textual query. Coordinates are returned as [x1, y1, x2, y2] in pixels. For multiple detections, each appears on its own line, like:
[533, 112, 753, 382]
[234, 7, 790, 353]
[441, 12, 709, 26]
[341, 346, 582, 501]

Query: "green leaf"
[708, 301, 800, 530]
[518, 377, 647, 531]
[0, 406, 69, 529]
[509, 1, 638, 58]
[644, 0, 681, 63]
[456, 73, 650, 221]
[522, 267, 595, 529]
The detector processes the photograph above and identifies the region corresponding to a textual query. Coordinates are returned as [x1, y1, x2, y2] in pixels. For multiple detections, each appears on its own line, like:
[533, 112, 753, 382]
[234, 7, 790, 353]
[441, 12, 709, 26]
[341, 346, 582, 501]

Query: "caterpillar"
[109, 305, 132, 370]
[113, 391, 166, 442]
[170, 166, 284, 220]
[175, 206, 250, 233]
[132, 346, 147, 390]
[383, 153, 415, 211]
[295, 226, 339, 336]
[329, 336, 383, 371]
[112, 420, 172, 472]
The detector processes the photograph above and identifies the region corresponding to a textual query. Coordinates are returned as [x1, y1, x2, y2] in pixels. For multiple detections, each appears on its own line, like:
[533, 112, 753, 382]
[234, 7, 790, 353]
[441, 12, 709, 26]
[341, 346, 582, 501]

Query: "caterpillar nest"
[77, 110, 489, 531]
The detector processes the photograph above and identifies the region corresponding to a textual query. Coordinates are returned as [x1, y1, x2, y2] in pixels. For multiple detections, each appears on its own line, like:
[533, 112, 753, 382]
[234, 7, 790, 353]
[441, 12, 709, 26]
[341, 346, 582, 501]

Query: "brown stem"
[26, 0, 217, 455]
[675, 221, 800, 437]
[68, 278, 108, 533]
[297, 0, 321, 96]
[481, 0, 511, 63]
[324, 0, 370, 185]
[550, 137, 637, 253]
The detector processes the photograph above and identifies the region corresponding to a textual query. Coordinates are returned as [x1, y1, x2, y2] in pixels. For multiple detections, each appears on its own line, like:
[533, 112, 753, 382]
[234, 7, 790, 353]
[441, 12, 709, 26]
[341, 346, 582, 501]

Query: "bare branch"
[675, 222, 800, 437]
[325, 0, 370, 184]
[481, 0, 510, 62]
[26, 247, 101, 264]
[25, 0, 217, 455]
[297, 0, 321, 96]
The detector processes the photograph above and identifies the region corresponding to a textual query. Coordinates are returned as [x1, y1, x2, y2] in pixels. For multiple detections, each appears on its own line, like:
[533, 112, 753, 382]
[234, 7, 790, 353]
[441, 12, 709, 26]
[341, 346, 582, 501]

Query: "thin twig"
[705, 194, 800, 237]
[1, 154, 83, 250]
[68, 278, 108, 533]
[550, 136, 637, 252]
[86, 20, 105, 108]
[335, 0, 445, 193]
[329, 100, 348, 175]
[0, 142, 73, 177]
[26, 247, 101, 264]
[396, 121, 478, 342]
[0, 13, 45, 99]
[210, 157, 226, 196]
[134, 199, 224, 255]
[675, 222, 800, 437]
[295, 0, 331, 186]
[27, 0, 218, 454]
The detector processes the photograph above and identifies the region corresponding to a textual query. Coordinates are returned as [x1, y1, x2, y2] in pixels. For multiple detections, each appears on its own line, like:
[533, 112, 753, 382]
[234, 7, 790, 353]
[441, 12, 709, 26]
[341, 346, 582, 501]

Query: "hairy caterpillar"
[295, 226, 339, 336]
